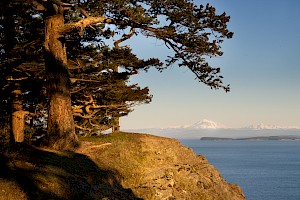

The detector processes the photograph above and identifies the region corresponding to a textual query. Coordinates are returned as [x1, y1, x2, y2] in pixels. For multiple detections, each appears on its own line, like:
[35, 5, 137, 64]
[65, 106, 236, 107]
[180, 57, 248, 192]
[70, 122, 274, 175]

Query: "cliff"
[0, 132, 245, 200]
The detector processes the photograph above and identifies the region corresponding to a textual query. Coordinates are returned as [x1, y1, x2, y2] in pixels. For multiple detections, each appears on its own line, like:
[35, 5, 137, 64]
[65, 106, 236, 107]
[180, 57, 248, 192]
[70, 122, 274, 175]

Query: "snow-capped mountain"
[172, 119, 224, 129]
[244, 123, 300, 130]
[169, 121, 300, 130]
[244, 123, 281, 130]
[188, 119, 221, 129]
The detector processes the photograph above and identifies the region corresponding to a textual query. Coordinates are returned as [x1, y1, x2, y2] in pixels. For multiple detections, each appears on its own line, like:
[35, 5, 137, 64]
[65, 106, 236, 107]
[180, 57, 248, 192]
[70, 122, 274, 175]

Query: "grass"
[0, 141, 141, 200]
[79, 132, 135, 143]
[0, 132, 147, 199]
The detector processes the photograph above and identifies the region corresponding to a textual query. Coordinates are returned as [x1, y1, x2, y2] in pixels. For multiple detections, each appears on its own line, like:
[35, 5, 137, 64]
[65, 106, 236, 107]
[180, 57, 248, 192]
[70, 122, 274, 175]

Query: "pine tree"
[1, 0, 233, 150]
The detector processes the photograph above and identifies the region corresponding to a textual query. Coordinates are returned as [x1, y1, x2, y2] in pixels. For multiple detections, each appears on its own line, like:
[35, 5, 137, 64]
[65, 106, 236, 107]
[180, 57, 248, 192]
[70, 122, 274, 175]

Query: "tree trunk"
[11, 88, 28, 143]
[111, 65, 120, 132]
[44, 4, 79, 150]
[111, 116, 120, 132]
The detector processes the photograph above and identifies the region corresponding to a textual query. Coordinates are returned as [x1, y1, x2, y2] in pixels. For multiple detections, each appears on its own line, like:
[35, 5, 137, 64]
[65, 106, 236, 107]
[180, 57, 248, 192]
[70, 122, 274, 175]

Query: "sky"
[120, 0, 300, 129]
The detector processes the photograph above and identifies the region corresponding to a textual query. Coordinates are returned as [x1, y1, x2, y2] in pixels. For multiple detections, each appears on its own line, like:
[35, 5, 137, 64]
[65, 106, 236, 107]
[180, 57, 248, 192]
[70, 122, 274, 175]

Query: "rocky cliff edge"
[79, 132, 245, 200]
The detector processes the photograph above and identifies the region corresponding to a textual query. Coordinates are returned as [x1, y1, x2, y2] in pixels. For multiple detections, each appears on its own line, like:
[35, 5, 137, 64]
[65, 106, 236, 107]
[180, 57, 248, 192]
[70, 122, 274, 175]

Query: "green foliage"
[69, 44, 156, 135]
[74, 0, 233, 91]
[79, 132, 133, 143]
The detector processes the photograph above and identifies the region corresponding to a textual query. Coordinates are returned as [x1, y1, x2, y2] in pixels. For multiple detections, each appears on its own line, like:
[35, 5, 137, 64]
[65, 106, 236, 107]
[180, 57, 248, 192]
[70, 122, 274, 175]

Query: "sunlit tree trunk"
[111, 114, 120, 132]
[11, 86, 28, 143]
[44, 3, 79, 150]
[111, 65, 120, 132]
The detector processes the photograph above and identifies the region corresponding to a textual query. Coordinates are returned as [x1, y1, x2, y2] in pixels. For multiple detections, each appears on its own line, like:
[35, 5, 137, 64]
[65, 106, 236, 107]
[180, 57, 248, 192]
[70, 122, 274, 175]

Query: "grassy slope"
[0, 132, 245, 200]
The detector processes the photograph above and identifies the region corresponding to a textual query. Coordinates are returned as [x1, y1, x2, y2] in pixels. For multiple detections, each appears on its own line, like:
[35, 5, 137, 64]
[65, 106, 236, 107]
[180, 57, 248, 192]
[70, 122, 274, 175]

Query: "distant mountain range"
[242, 123, 300, 130]
[200, 135, 300, 141]
[167, 119, 300, 130]
[124, 119, 300, 139]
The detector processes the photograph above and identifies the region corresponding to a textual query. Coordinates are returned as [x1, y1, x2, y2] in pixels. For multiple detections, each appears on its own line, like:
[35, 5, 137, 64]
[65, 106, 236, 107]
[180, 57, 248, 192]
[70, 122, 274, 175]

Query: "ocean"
[180, 139, 300, 200]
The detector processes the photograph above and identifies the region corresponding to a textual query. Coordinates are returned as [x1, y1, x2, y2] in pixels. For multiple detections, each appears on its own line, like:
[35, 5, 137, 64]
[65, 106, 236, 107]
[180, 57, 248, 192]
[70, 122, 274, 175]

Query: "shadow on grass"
[0, 144, 141, 200]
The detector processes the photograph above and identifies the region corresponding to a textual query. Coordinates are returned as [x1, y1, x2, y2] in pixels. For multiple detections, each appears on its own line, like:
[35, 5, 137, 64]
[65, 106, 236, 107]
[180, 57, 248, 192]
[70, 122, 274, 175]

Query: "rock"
[80, 132, 245, 200]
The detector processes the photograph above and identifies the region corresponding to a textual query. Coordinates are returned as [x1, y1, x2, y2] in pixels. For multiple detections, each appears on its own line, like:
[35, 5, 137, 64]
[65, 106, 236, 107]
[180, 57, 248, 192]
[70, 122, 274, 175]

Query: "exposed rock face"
[79, 133, 245, 200]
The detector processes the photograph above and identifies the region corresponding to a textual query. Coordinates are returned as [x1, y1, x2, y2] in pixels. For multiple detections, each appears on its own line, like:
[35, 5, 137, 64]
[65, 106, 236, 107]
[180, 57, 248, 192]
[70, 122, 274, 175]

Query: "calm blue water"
[180, 140, 300, 200]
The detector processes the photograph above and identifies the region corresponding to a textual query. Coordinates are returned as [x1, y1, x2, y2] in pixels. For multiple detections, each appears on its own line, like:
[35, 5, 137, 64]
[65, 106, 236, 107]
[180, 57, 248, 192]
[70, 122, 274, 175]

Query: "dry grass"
[0, 135, 142, 200]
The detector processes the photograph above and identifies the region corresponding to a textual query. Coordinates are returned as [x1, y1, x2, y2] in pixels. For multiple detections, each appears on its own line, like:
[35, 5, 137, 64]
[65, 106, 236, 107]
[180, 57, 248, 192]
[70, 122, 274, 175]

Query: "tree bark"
[111, 116, 120, 132]
[111, 65, 120, 133]
[11, 88, 28, 143]
[44, 3, 79, 150]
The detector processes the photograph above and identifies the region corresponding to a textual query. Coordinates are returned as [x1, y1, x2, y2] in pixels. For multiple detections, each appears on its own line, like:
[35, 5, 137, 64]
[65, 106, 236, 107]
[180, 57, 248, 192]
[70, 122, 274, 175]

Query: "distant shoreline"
[200, 136, 300, 141]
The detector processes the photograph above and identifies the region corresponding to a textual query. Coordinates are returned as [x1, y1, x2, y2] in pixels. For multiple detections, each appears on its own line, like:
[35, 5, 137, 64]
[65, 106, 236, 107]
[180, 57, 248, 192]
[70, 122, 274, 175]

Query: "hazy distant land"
[200, 135, 300, 141]
[127, 120, 300, 140]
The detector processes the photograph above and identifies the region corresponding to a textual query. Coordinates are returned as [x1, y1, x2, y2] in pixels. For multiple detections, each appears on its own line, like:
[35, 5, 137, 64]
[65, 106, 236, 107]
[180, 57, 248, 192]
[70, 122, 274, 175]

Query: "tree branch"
[75, 124, 92, 132]
[70, 78, 102, 83]
[32, 0, 46, 11]
[73, 113, 94, 119]
[114, 28, 135, 49]
[70, 86, 87, 94]
[78, 7, 90, 18]
[7, 77, 29, 81]
[60, 17, 113, 35]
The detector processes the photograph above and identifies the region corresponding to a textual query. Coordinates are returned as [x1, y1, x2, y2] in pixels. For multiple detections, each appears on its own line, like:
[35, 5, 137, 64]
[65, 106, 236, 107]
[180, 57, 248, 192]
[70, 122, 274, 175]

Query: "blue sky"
[120, 0, 300, 129]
